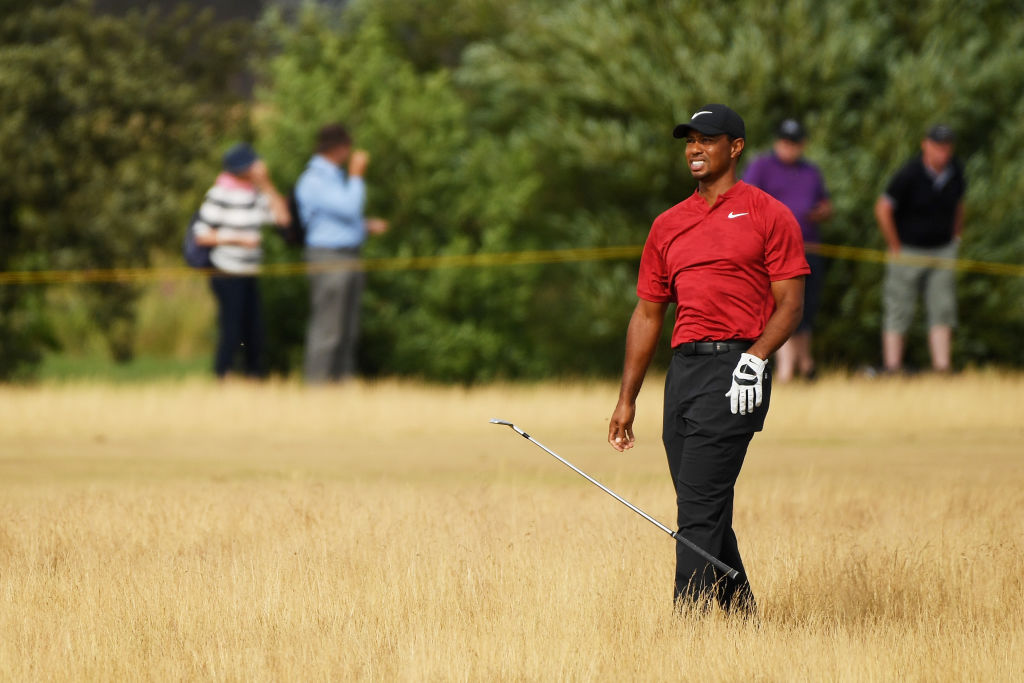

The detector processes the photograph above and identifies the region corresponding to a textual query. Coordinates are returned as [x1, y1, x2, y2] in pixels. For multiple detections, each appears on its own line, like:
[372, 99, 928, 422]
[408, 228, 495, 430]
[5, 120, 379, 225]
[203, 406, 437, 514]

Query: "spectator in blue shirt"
[295, 123, 388, 383]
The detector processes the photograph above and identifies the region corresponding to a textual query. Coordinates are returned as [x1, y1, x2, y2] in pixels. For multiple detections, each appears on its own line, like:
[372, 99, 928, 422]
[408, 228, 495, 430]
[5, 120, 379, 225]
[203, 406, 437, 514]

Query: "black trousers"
[799, 251, 827, 332]
[210, 275, 264, 378]
[662, 346, 771, 612]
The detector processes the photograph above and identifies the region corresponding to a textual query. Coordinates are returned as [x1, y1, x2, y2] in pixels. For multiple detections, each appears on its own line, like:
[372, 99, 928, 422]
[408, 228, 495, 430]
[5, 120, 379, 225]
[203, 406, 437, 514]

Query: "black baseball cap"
[926, 124, 956, 143]
[673, 104, 745, 140]
[776, 118, 806, 142]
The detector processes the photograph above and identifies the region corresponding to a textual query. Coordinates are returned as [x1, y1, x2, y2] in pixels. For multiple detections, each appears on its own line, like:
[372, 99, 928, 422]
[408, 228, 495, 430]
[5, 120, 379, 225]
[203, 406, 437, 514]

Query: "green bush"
[255, 0, 1023, 379]
[0, 0, 250, 378]
[5, 0, 1021, 381]
[257, 2, 546, 381]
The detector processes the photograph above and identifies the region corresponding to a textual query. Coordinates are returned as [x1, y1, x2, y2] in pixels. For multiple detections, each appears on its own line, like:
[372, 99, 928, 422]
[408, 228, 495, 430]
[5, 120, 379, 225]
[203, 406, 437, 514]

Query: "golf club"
[490, 418, 739, 580]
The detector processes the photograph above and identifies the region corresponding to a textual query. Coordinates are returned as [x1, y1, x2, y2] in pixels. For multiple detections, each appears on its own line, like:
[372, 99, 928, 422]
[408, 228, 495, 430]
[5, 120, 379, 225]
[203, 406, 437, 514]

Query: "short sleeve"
[636, 224, 673, 302]
[193, 190, 218, 235]
[764, 202, 810, 282]
[884, 163, 914, 208]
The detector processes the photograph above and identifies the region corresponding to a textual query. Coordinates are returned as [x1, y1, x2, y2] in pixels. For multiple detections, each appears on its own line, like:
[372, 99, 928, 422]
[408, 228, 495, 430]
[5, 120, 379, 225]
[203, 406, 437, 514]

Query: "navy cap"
[673, 104, 745, 140]
[926, 124, 955, 143]
[776, 118, 806, 142]
[222, 143, 260, 174]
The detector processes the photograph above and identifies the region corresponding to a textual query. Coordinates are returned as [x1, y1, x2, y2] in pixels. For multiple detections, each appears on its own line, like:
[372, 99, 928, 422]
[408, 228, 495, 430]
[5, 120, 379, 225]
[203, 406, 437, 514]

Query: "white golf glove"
[726, 353, 766, 415]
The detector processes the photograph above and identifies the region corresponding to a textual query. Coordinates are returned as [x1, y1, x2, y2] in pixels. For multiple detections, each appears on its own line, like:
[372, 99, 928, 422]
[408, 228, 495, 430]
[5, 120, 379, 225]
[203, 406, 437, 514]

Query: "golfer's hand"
[725, 352, 766, 415]
[608, 402, 636, 451]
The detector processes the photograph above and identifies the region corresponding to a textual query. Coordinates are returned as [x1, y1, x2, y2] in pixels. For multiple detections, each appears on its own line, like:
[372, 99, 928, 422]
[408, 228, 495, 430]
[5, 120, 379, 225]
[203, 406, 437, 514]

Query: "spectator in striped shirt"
[193, 143, 290, 379]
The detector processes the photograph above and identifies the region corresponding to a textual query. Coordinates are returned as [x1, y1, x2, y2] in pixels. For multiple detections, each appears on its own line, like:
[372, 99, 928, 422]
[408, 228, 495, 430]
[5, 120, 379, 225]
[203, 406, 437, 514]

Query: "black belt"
[674, 340, 752, 356]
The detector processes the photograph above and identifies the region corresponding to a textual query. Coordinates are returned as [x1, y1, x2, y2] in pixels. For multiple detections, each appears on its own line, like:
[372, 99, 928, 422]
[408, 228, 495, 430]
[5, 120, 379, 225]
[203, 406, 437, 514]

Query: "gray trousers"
[304, 247, 364, 383]
[883, 242, 958, 333]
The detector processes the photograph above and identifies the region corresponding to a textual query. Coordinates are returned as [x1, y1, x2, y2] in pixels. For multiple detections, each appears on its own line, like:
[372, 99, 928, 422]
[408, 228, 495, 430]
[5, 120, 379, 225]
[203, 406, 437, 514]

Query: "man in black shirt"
[874, 124, 966, 373]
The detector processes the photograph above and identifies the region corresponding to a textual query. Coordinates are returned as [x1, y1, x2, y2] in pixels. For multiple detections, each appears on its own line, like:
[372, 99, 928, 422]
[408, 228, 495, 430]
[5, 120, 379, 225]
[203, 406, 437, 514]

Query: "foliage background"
[0, 0, 250, 378]
[2, 0, 1022, 380]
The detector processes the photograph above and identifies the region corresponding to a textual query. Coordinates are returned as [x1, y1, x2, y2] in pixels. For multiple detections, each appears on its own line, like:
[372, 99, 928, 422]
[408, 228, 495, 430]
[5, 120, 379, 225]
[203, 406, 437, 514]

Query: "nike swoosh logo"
[691, 111, 713, 119]
[727, 212, 749, 219]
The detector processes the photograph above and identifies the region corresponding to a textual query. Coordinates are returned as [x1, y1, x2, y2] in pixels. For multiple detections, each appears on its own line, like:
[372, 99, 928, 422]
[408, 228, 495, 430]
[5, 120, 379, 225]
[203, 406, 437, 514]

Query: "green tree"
[258, 2, 545, 381]
[0, 0, 249, 377]
[255, 0, 1024, 379]
[459, 0, 1024, 371]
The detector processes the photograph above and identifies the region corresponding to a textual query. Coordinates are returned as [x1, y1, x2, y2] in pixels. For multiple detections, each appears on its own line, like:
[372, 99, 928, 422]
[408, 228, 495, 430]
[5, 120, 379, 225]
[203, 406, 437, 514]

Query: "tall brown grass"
[1, 373, 1021, 681]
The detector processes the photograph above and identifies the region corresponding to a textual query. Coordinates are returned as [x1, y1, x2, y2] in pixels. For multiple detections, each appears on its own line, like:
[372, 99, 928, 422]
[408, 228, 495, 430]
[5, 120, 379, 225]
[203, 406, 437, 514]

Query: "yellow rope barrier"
[0, 243, 1020, 286]
[808, 243, 1024, 277]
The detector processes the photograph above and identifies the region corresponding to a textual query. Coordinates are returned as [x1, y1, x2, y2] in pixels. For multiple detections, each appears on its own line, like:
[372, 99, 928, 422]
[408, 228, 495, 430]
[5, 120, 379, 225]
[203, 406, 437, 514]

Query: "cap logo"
[691, 111, 713, 119]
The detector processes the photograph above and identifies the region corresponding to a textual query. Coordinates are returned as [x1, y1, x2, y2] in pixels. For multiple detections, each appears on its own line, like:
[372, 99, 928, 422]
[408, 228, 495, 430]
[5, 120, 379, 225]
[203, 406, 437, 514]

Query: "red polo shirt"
[637, 181, 809, 347]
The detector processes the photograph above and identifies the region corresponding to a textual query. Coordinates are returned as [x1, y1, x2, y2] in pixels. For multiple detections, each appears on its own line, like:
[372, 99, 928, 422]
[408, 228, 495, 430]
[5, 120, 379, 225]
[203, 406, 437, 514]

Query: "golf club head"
[489, 418, 514, 426]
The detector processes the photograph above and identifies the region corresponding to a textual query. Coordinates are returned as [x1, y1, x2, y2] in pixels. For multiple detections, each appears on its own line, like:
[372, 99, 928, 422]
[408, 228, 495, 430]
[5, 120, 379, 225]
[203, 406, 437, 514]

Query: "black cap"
[222, 142, 260, 174]
[926, 124, 956, 143]
[673, 104, 745, 140]
[776, 118, 806, 142]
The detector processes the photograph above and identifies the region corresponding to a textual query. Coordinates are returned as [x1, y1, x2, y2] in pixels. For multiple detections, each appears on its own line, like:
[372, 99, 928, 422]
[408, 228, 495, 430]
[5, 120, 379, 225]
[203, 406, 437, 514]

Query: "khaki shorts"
[883, 242, 958, 333]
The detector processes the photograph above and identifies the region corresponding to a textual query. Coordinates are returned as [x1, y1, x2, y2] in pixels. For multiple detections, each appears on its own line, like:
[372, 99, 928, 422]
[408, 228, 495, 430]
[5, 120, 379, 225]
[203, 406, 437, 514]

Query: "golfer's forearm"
[954, 201, 965, 238]
[747, 280, 803, 360]
[617, 302, 666, 403]
[617, 358, 653, 405]
[749, 312, 800, 360]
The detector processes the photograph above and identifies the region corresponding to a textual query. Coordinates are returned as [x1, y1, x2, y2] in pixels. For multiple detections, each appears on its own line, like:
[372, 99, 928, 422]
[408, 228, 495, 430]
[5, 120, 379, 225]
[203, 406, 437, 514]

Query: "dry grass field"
[0, 373, 1022, 681]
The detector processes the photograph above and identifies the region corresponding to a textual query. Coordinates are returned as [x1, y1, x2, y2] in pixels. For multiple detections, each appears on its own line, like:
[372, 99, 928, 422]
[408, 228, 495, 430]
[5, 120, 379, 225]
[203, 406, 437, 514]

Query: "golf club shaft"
[490, 419, 739, 580]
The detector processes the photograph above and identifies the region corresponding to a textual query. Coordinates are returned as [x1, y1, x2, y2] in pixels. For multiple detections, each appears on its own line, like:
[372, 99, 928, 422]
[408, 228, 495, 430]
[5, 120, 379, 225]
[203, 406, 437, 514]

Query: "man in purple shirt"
[743, 119, 832, 381]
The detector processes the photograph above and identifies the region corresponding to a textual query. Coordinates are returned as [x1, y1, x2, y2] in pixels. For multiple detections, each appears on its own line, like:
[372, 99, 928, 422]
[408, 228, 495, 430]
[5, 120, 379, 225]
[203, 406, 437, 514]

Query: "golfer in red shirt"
[608, 104, 809, 614]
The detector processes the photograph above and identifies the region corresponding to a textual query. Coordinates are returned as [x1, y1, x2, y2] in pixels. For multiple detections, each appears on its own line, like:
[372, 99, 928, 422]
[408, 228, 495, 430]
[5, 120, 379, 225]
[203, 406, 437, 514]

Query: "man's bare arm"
[608, 299, 668, 451]
[874, 196, 901, 254]
[746, 278, 805, 361]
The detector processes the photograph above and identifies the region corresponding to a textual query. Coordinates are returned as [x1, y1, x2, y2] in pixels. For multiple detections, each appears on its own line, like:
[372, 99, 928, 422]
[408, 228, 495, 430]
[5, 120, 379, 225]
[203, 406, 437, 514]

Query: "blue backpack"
[183, 211, 213, 269]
